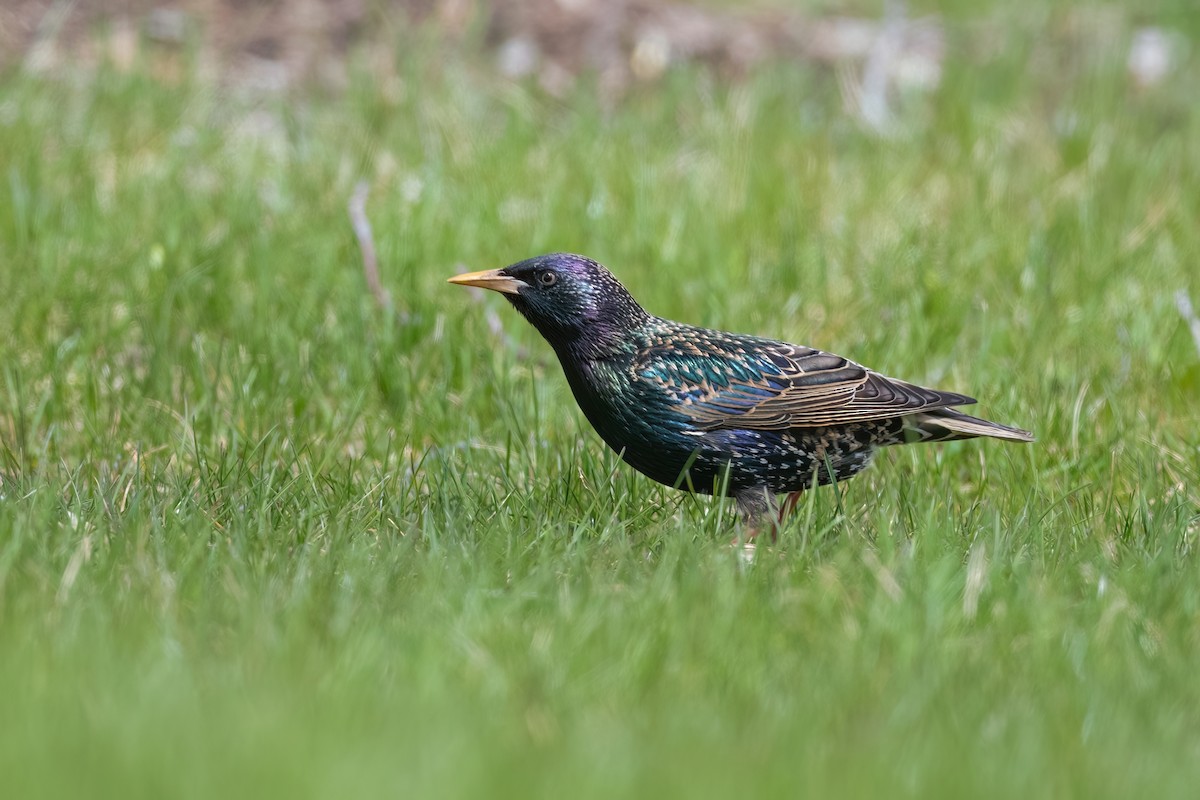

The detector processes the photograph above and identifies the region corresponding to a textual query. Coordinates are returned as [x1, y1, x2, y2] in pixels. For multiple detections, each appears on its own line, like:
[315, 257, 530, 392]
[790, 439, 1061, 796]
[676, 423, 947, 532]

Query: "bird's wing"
[634, 335, 975, 431]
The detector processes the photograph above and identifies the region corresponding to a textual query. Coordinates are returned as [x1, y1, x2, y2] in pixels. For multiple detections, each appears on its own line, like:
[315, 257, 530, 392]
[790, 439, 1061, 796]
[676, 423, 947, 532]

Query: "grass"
[2, 6, 1200, 797]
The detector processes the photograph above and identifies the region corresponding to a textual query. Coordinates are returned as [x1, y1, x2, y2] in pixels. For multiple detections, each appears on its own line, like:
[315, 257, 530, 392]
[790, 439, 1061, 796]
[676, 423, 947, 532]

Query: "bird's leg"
[778, 489, 806, 523]
[735, 487, 780, 545]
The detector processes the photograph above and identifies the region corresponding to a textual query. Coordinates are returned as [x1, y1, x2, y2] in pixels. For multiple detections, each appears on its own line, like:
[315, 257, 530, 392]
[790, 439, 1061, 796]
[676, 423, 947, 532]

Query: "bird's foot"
[736, 518, 777, 547]
[732, 489, 802, 553]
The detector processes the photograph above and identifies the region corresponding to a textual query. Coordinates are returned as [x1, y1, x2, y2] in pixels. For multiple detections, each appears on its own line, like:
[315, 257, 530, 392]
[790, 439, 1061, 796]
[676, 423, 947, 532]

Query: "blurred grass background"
[1, 1, 1199, 797]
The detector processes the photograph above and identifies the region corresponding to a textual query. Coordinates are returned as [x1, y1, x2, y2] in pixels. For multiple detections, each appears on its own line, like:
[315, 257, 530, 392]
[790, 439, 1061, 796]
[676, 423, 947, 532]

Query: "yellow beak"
[447, 268, 527, 295]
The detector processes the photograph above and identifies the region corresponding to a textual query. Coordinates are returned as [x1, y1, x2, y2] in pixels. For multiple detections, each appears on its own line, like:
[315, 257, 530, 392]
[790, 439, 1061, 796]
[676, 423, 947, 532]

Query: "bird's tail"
[904, 408, 1034, 443]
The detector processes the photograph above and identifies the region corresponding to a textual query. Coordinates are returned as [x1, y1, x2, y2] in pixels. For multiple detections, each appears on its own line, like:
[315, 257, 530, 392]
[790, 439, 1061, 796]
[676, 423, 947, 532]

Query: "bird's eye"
[538, 271, 557, 287]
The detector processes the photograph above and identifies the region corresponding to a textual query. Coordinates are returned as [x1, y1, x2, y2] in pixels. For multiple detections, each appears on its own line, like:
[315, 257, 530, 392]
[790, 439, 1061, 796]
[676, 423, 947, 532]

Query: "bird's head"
[448, 253, 650, 356]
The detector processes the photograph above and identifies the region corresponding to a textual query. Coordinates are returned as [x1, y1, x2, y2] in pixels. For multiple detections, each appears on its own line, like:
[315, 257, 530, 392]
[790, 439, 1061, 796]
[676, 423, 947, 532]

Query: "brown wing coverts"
[638, 336, 976, 431]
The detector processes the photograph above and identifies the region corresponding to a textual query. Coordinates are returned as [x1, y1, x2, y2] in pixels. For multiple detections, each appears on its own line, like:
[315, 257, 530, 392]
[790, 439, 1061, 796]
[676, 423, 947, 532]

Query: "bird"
[448, 253, 1033, 536]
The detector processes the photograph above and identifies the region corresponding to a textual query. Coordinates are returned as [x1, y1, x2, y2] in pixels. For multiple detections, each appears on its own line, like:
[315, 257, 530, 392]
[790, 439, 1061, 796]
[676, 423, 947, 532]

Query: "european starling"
[449, 253, 1033, 530]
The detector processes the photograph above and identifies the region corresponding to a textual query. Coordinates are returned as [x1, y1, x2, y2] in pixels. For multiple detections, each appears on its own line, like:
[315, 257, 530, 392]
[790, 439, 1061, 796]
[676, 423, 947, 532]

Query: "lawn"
[2, 4, 1199, 798]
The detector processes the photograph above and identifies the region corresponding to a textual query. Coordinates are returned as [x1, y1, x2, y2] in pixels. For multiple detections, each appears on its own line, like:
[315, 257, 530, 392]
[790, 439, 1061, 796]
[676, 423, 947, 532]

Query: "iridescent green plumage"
[449, 253, 1033, 532]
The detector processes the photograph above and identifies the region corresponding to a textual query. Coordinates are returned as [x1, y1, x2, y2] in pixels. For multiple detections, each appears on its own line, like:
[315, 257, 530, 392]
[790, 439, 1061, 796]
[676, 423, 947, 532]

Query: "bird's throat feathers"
[507, 292, 646, 360]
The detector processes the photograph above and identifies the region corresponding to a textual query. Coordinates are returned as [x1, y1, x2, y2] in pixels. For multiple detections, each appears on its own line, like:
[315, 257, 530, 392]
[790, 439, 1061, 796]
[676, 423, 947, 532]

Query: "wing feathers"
[638, 333, 980, 432]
